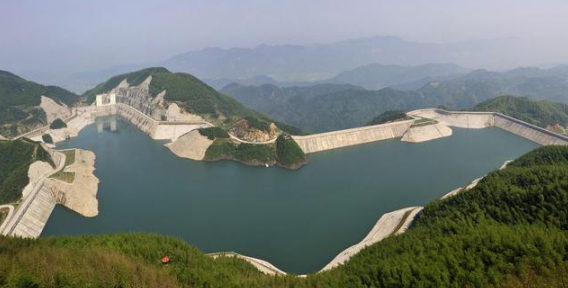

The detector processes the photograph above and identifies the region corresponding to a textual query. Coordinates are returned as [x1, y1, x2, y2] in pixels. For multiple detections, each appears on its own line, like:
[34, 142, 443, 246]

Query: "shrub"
[49, 118, 67, 129]
[42, 134, 53, 144]
[198, 127, 230, 140]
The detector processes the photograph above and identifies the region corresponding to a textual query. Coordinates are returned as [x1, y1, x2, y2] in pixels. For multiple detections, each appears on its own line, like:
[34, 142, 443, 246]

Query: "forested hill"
[471, 96, 568, 134]
[3, 145, 568, 286]
[0, 71, 80, 137]
[83, 67, 301, 134]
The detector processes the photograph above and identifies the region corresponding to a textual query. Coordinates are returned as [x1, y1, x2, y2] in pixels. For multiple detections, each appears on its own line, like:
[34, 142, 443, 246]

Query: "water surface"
[43, 116, 538, 273]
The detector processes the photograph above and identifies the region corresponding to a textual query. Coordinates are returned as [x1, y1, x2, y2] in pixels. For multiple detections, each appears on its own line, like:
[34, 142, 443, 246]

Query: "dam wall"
[95, 103, 209, 141]
[494, 114, 568, 146]
[292, 120, 413, 154]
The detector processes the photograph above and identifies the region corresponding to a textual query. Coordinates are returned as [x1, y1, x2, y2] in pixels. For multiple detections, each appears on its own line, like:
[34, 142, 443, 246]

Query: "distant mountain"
[204, 75, 312, 91]
[222, 83, 428, 132]
[325, 63, 468, 90]
[0, 70, 80, 137]
[222, 65, 568, 133]
[206, 63, 468, 91]
[164, 36, 539, 81]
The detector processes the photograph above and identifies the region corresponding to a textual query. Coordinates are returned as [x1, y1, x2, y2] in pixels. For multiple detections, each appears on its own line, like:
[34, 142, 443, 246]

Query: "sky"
[1, 0, 568, 73]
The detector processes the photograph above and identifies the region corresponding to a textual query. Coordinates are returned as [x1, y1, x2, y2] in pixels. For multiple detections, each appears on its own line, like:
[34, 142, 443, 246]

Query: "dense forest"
[2, 146, 568, 287]
[0, 139, 53, 205]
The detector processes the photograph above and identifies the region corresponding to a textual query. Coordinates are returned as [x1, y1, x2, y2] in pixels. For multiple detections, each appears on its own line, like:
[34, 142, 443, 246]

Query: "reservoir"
[43, 116, 538, 274]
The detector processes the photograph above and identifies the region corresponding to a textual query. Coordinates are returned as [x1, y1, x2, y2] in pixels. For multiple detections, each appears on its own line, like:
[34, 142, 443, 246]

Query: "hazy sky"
[1, 0, 568, 73]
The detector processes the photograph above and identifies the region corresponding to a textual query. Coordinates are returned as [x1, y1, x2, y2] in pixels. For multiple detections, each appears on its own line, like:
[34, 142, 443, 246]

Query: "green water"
[42, 116, 538, 274]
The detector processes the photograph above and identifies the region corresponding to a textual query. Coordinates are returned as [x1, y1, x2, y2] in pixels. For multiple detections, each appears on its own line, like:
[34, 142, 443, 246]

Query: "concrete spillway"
[292, 120, 413, 154]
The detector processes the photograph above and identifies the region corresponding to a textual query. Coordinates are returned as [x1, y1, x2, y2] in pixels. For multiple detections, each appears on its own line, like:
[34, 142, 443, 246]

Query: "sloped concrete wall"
[494, 114, 568, 146]
[292, 120, 413, 154]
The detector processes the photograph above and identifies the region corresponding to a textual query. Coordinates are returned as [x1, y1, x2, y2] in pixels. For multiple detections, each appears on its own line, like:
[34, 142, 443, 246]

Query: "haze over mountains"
[18, 35, 565, 94]
[222, 65, 568, 133]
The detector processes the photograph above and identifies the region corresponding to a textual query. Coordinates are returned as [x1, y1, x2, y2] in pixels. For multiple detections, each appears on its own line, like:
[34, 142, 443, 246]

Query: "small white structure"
[95, 93, 117, 107]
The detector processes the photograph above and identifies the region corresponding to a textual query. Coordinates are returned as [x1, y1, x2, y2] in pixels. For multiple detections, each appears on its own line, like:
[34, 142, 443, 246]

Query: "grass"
[410, 117, 438, 127]
[49, 171, 75, 183]
[49, 149, 76, 183]
[60, 149, 76, 167]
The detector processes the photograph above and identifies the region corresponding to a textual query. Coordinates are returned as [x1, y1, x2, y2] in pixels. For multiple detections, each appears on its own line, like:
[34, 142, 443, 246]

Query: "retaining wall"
[494, 114, 568, 146]
[292, 120, 413, 154]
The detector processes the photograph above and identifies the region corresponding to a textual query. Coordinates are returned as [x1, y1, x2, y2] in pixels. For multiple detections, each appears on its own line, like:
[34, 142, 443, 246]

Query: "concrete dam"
[294, 109, 568, 154]
[96, 103, 210, 141]
[292, 120, 414, 154]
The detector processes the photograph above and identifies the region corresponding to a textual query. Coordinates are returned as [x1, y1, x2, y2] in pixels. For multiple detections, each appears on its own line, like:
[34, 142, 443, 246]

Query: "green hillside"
[471, 96, 568, 132]
[0, 70, 80, 137]
[0, 139, 53, 204]
[4, 146, 568, 286]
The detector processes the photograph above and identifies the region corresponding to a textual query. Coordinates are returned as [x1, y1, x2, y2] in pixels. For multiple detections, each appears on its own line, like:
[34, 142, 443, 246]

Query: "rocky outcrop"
[40, 96, 72, 124]
[168, 130, 213, 160]
[112, 77, 167, 120]
[229, 119, 278, 142]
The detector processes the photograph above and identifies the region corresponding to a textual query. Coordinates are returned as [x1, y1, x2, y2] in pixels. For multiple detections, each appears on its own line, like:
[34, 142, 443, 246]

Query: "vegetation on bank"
[49, 118, 67, 129]
[0, 139, 53, 205]
[367, 110, 412, 125]
[41, 134, 53, 144]
[203, 133, 307, 169]
[198, 127, 229, 140]
[3, 146, 568, 286]
[471, 95, 568, 134]
[0, 70, 80, 138]
[275, 135, 307, 169]
[204, 139, 276, 166]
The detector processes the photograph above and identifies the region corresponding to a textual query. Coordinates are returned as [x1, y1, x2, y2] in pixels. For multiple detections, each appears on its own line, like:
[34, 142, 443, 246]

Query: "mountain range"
[222, 65, 568, 133]
[18, 35, 564, 94]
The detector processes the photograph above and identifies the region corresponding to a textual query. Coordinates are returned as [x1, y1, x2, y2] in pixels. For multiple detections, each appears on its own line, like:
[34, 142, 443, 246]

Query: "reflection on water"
[96, 117, 117, 133]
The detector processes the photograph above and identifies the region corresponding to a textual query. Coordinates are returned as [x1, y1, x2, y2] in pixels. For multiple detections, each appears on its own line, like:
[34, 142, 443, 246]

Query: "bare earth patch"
[45, 149, 99, 217]
[167, 130, 213, 160]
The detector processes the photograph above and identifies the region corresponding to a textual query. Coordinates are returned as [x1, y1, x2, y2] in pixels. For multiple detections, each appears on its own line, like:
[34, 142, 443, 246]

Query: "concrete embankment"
[320, 206, 423, 272]
[408, 108, 568, 146]
[494, 114, 568, 145]
[292, 120, 413, 154]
